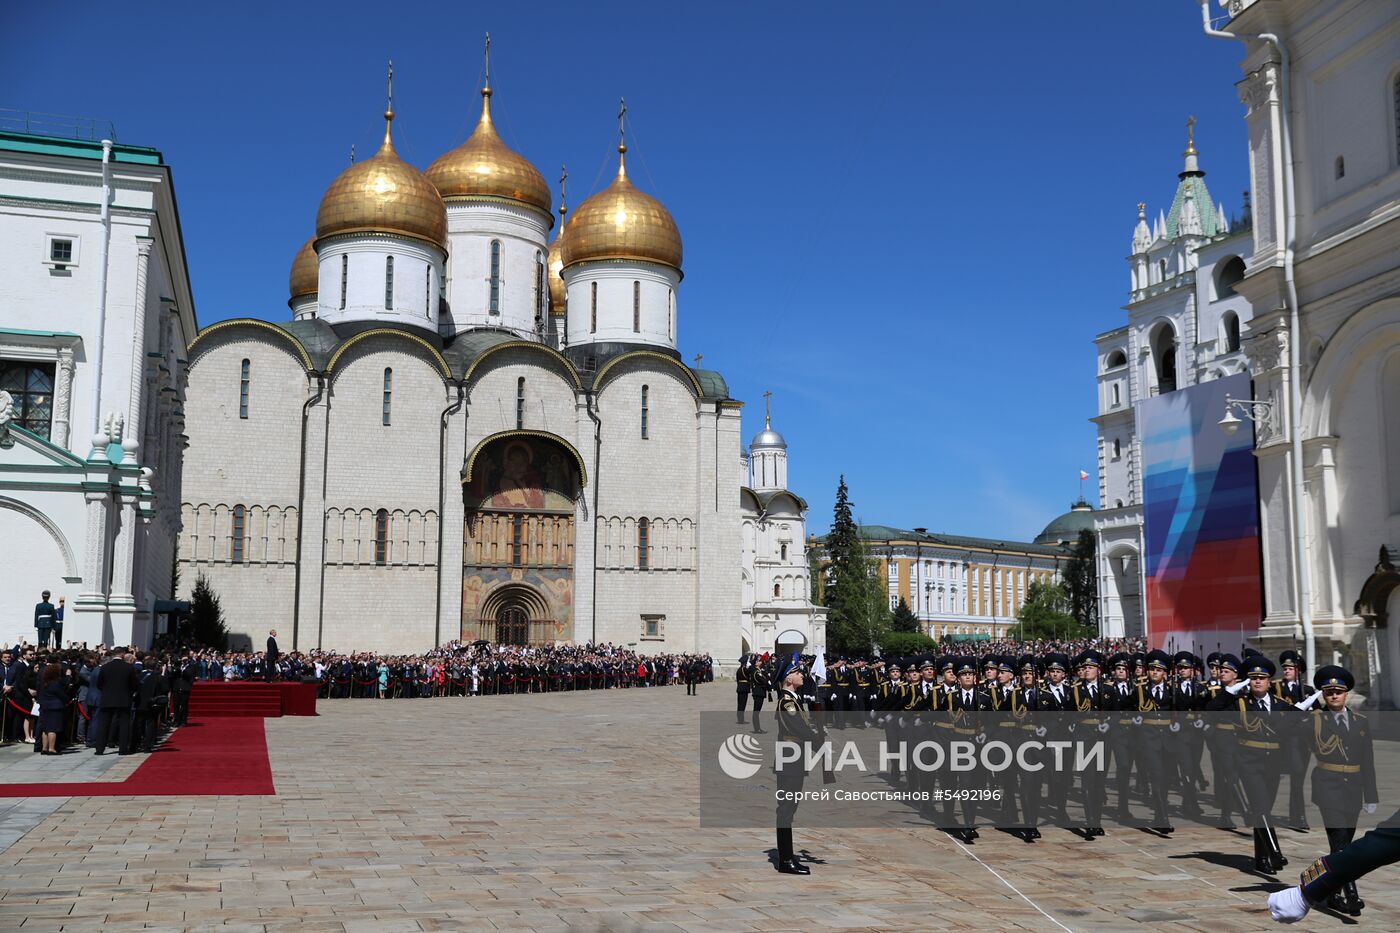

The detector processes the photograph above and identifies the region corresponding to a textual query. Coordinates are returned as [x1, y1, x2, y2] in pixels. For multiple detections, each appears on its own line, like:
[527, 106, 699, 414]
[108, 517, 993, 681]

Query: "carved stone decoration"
[53, 349, 76, 449]
[0, 389, 14, 449]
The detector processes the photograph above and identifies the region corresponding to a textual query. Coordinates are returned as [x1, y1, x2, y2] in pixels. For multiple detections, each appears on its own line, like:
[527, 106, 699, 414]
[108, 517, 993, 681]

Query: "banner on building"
[1137, 371, 1263, 654]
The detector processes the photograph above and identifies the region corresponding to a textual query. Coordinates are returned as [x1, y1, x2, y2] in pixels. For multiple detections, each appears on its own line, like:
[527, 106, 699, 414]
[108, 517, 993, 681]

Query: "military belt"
[1142, 718, 1171, 726]
[1316, 762, 1360, 773]
[1242, 740, 1279, 750]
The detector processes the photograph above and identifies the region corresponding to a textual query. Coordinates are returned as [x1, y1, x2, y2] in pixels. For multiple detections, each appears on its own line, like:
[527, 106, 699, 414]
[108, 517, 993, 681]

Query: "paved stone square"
[0, 686, 1396, 932]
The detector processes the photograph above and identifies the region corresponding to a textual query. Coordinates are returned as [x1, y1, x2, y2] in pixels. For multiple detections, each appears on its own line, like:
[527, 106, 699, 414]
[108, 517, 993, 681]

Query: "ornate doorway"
[461, 432, 585, 645]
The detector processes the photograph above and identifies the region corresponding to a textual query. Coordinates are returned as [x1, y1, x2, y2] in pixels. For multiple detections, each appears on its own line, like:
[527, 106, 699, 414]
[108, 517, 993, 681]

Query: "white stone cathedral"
[177, 70, 825, 660]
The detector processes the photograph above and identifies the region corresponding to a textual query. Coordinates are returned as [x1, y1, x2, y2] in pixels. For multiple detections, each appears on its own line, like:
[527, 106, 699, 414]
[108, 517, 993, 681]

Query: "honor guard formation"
[748, 644, 1379, 912]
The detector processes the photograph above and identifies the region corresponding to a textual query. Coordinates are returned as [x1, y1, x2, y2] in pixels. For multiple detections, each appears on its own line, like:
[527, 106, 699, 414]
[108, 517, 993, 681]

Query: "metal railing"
[0, 109, 117, 141]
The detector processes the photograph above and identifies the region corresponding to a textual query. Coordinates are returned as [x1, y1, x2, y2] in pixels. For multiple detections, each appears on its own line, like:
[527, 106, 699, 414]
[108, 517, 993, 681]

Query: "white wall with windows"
[315, 233, 444, 332]
[440, 200, 551, 338]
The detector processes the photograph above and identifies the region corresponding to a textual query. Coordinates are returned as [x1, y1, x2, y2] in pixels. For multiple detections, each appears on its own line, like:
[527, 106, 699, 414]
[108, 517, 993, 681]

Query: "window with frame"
[1395, 73, 1400, 163]
[425, 264, 432, 315]
[640, 384, 649, 439]
[0, 361, 55, 438]
[516, 376, 526, 430]
[339, 255, 348, 309]
[773, 582, 781, 598]
[780, 543, 788, 561]
[590, 282, 598, 332]
[230, 505, 246, 563]
[1112, 438, 1121, 460]
[642, 615, 661, 638]
[382, 368, 392, 426]
[239, 359, 250, 419]
[511, 515, 524, 566]
[637, 518, 650, 570]
[633, 281, 641, 332]
[667, 289, 674, 341]
[385, 256, 394, 309]
[374, 509, 389, 565]
[535, 253, 545, 321]
[489, 240, 501, 314]
[49, 238, 73, 264]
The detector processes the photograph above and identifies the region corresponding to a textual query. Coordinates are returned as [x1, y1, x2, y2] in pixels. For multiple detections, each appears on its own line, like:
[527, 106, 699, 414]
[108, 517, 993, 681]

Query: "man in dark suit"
[266, 630, 280, 682]
[134, 655, 170, 752]
[172, 650, 197, 725]
[94, 648, 139, 755]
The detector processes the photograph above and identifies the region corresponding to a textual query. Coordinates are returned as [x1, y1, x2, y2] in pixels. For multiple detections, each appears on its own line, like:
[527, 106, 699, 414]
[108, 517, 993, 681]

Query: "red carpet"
[188, 681, 319, 717]
[0, 717, 275, 797]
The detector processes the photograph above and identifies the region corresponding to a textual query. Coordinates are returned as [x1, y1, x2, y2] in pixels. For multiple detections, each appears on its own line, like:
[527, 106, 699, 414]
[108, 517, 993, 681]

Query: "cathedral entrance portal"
[461, 432, 585, 646]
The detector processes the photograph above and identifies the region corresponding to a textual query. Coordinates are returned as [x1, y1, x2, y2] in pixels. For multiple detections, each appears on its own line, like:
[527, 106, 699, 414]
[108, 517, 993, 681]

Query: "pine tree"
[189, 572, 230, 651]
[821, 478, 891, 654]
[825, 475, 858, 585]
[1063, 529, 1100, 631]
[891, 597, 919, 633]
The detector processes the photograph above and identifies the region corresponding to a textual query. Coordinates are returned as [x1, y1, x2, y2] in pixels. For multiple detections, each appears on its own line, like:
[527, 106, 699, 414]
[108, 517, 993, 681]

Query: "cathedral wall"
[442, 202, 550, 336]
[464, 349, 580, 441]
[179, 333, 308, 644]
[319, 339, 446, 651]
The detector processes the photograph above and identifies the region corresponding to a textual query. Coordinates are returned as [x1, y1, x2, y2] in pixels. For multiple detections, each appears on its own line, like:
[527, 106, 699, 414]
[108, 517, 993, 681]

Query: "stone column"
[52, 347, 76, 450]
[123, 238, 154, 465]
[109, 487, 138, 608]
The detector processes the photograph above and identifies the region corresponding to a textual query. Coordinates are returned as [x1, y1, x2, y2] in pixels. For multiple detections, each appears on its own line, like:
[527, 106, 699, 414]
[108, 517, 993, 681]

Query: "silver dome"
[750, 427, 787, 450]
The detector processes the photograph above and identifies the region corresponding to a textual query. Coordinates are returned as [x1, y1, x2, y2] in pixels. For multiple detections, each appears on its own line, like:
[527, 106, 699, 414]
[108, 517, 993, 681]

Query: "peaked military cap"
[1313, 665, 1353, 692]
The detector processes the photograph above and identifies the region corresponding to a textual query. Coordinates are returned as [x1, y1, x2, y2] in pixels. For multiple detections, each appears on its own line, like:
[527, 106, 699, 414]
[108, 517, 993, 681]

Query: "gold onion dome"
[288, 236, 318, 301]
[547, 231, 566, 311]
[315, 108, 448, 249]
[561, 147, 682, 272]
[425, 87, 551, 215]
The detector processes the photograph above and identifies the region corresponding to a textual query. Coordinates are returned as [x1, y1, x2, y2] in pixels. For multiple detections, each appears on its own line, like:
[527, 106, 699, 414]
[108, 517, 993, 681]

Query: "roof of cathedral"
[561, 138, 682, 272]
[1033, 499, 1096, 546]
[288, 237, 317, 304]
[1166, 174, 1218, 239]
[741, 487, 808, 511]
[814, 524, 1071, 557]
[315, 106, 448, 250]
[424, 84, 552, 215]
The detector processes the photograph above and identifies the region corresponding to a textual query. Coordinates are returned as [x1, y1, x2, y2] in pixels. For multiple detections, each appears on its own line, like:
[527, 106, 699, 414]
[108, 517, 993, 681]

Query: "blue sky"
[1, 1, 1250, 541]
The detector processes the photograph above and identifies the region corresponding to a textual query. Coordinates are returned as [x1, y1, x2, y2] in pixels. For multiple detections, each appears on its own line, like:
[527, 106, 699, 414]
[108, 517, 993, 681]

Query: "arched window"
[1111, 383, 1121, 407]
[382, 368, 392, 426]
[339, 254, 348, 309]
[640, 384, 649, 439]
[1153, 325, 1177, 394]
[773, 582, 781, 598]
[780, 543, 788, 561]
[1159, 259, 1168, 281]
[1335, 155, 1346, 179]
[488, 240, 501, 314]
[239, 359, 250, 419]
[1223, 311, 1241, 353]
[668, 289, 674, 341]
[516, 376, 526, 430]
[231, 505, 246, 563]
[637, 518, 650, 570]
[1113, 438, 1122, 460]
[633, 281, 641, 332]
[1216, 255, 1246, 298]
[535, 252, 546, 324]
[374, 509, 389, 565]
[590, 282, 597, 333]
[384, 256, 394, 310]
[425, 264, 432, 316]
[1105, 349, 1126, 370]
[511, 515, 524, 566]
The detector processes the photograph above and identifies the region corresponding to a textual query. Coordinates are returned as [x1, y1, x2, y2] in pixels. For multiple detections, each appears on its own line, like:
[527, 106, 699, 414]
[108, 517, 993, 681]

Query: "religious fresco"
[461, 567, 573, 644]
[464, 436, 579, 512]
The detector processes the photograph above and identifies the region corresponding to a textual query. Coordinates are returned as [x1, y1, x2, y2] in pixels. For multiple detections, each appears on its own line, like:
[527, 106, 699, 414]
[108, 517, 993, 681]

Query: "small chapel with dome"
[177, 59, 825, 660]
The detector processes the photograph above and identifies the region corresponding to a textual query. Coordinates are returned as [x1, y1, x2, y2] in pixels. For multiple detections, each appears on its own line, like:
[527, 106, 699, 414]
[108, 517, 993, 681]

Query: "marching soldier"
[735, 653, 753, 725]
[1105, 652, 1137, 820]
[750, 657, 770, 734]
[1224, 655, 1302, 873]
[1069, 649, 1110, 837]
[1171, 651, 1207, 819]
[943, 657, 991, 842]
[1276, 649, 1314, 830]
[1204, 653, 1244, 826]
[1036, 652, 1074, 825]
[774, 653, 818, 875]
[1122, 649, 1177, 832]
[1303, 664, 1376, 915]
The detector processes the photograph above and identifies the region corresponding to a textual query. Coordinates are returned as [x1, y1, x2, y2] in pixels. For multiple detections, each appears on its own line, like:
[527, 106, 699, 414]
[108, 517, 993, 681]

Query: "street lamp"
[1218, 394, 1275, 437]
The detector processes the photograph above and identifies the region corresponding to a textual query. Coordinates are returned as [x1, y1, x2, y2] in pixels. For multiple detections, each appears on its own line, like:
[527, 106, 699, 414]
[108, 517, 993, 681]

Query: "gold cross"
[763, 390, 773, 427]
[618, 97, 627, 151]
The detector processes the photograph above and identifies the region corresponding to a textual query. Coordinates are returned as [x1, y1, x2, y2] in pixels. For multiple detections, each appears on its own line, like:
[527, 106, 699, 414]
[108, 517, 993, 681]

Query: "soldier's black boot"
[752, 712, 766, 734]
[1345, 882, 1363, 914]
[1253, 829, 1273, 873]
[776, 828, 808, 874]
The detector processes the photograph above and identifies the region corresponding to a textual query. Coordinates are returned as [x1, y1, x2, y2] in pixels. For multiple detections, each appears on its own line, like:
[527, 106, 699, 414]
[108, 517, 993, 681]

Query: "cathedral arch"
[592, 350, 702, 397]
[0, 495, 79, 578]
[461, 340, 582, 391]
[325, 328, 452, 381]
[463, 430, 588, 490]
[1215, 256, 1246, 299]
[188, 318, 314, 371]
[1303, 298, 1400, 439]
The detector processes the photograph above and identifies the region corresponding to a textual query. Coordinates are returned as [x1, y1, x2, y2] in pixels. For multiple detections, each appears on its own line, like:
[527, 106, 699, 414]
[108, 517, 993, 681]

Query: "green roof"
[815, 524, 1070, 557]
[691, 368, 729, 399]
[1166, 174, 1218, 239]
[0, 131, 163, 165]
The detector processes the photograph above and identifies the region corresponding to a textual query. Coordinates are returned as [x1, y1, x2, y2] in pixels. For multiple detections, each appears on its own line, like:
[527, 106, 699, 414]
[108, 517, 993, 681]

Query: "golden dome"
[288, 236, 318, 303]
[547, 229, 566, 313]
[425, 88, 551, 215]
[315, 110, 448, 250]
[560, 149, 682, 272]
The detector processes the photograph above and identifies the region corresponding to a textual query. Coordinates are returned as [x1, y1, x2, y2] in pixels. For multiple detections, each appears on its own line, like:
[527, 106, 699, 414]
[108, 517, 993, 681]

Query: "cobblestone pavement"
[0, 686, 1395, 932]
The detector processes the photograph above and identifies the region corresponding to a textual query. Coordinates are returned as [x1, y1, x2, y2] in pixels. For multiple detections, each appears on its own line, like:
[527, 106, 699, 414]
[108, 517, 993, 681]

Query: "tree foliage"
[890, 597, 919, 633]
[822, 477, 890, 655]
[879, 630, 937, 657]
[189, 572, 230, 651]
[1014, 579, 1087, 641]
[1063, 529, 1100, 631]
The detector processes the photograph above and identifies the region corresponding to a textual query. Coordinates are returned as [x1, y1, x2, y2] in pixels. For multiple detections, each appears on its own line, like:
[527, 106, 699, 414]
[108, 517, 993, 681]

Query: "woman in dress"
[35, 662, 71, 755]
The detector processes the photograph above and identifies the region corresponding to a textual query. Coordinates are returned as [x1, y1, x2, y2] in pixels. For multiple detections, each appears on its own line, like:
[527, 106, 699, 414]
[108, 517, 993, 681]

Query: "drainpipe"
[586, 390, 603, 646]
[436, 382, 465, 647]
[291, 373, 324, 650]
[1199, 1, 1315, 673]
[90, 139, 113, 441]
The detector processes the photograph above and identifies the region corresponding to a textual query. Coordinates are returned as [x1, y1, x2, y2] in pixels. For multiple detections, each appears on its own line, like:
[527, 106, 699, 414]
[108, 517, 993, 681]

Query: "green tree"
[879, 630, 937, 657]
[890, 597, 919, 633]
[1014, 579, 1085, 641]
[189, 572, 230, 651]
[1063, 529, 1099, 631]
[822, 478, 890, 654]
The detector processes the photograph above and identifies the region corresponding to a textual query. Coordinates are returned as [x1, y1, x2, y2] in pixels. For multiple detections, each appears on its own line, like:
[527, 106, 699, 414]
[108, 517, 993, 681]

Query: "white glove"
[1192, 718, 1204, 729]
[1132, 715, 1143, 725]
[1226, 681, 1249, 695]
[1169, 721, 1181, 733]
[974, 732, 987, 744]
[1366, 803, 1377, 815]
[1267, 886, 1311, 923]
[1097, 721, 1110, 733]
[1295, 692, 1322, 711]
[1034, 726, 1047, 738]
